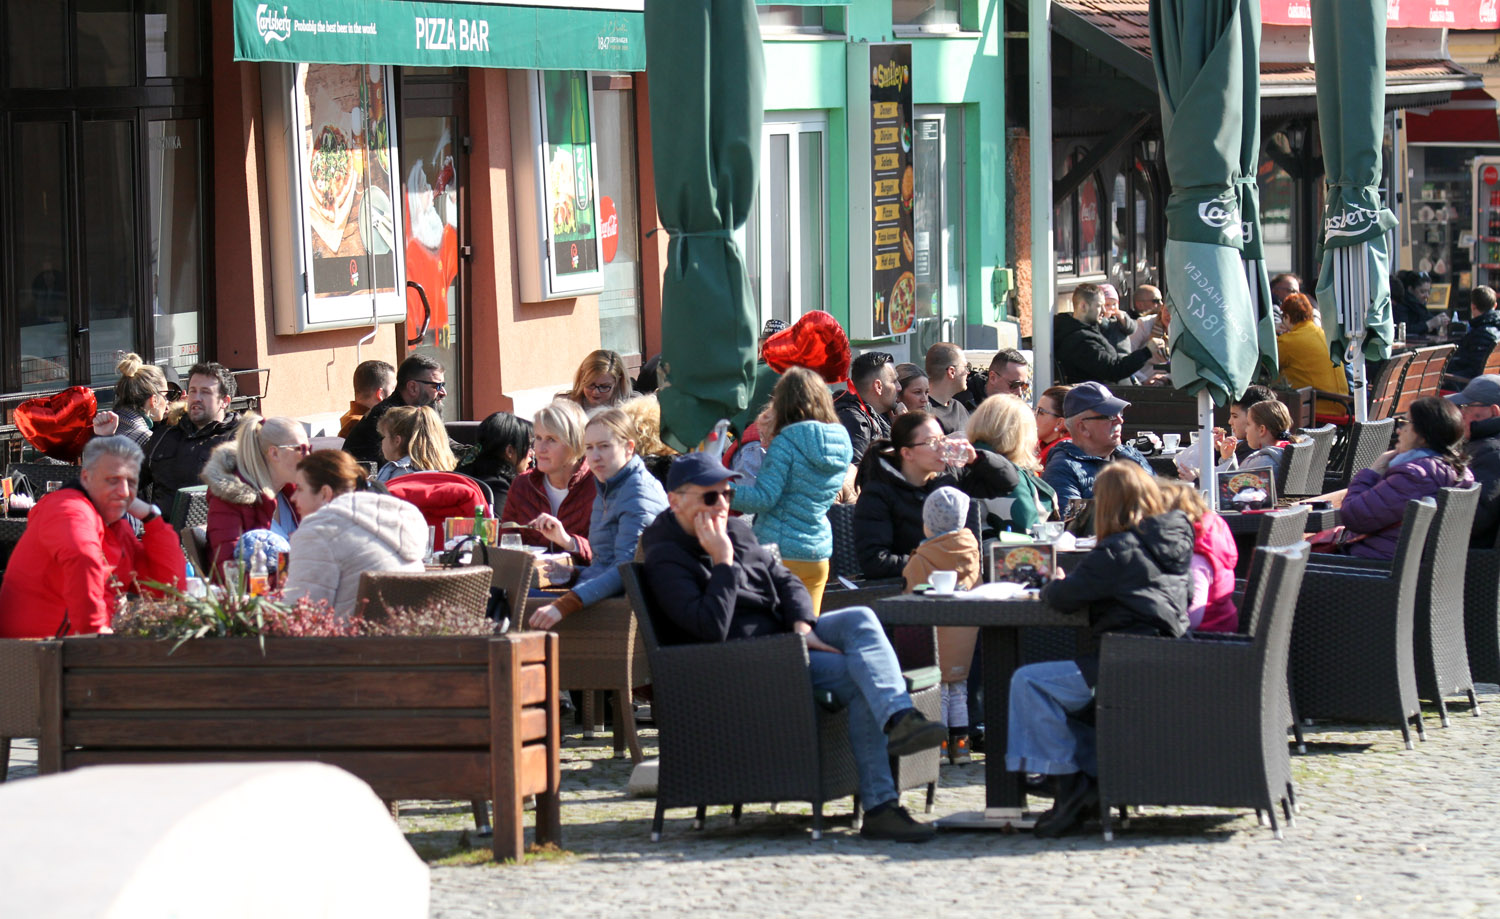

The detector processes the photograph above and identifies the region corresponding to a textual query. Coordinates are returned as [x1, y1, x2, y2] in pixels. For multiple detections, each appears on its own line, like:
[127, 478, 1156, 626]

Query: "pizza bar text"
[414, 16, 491, 52]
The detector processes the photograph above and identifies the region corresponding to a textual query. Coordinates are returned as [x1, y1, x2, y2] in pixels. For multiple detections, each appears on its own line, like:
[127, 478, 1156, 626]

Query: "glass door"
[745, 114, 828, 328]
[910, 108, 965, 354]
[399, 73, 467, 421]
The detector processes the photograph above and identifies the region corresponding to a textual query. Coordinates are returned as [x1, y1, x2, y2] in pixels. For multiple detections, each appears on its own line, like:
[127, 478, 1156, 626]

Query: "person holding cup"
[854, 411, 1019, 579]
[901, 487, 983, 763]
[967, 393, 1058, 538]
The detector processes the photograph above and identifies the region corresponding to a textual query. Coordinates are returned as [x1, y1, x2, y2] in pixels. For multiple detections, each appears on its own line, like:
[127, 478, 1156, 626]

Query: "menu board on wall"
[541, 71, 601, 278]
[848, 42, 913, 340]
[264, 63, 407, 333]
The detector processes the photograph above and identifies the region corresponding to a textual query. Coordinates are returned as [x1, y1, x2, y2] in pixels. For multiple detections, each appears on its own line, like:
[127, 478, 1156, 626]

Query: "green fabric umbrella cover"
[1150, 0, 1262, 406]
[646, 0, 764, 451]
[1311, 0, 1398, 365]
[1236, 0, 1280, 380]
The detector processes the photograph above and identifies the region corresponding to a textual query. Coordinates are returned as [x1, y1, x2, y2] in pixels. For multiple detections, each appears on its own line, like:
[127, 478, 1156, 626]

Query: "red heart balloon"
[14, 386, 98, 462]
[761, 310, 852, 384]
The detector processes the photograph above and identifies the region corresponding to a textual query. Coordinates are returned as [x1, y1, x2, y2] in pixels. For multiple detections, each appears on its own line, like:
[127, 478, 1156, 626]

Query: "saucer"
[926, 588, 956, 597]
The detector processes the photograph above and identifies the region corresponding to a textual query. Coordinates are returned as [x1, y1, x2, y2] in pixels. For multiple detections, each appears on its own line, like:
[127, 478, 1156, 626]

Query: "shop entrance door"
[910, 109, 965, 355]
[399, 72, 467, 421]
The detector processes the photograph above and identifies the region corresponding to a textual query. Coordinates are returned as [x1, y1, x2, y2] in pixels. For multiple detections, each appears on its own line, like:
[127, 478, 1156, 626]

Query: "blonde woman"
[618, 393, 678, 486]
[528, 408, 669, 630]
[502, 399, 596, 560]
[561, 349, 630, 410]
[107, 353, 172, 447]
[967, 394, 1058, 536]
[730, 366, 853, 614]
[1008, 462, 1194, 837]
[374, 405, 457, 483]
[202, 413, 309, 569]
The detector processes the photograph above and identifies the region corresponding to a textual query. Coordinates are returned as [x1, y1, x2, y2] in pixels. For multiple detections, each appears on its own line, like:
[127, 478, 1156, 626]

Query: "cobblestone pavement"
[414, 686, 1500, 919]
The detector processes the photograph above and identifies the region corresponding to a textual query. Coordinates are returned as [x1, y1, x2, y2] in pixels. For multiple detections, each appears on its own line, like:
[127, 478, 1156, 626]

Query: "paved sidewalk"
[415, 686, 1500, 919]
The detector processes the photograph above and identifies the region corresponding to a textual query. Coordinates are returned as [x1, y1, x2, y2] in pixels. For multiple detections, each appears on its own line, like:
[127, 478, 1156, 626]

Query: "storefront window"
[13, 122, 70, 390]
[747, 116, 828, 327]
[910, 108, 965, 352]
[7, 0, 66, 89]
[76, 0, 135, 87]
[758, 6, 830, 32]
[1078, 174, 1103, 276]
[144, 0, 200, 78]
[80, 120, 138, 385]
[893, 0, 960, 27]
[1258, 133, 1295, 278]
[149, 119, 204, 378]
[593, 74, 643, 359]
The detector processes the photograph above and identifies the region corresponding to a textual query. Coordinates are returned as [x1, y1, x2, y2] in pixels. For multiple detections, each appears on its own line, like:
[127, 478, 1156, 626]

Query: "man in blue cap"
[638, 452, 948, 842]
[1041, 382, 1153, 506]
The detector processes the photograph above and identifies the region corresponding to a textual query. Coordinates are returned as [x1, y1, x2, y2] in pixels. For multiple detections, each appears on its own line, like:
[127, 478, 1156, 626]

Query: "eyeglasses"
[1394, 418, 1408, 430]
[909, 436, 945, 450]
[413, 378, 447, 391]
[1036, 408, 1063, 418]
[1080, 413, 1122, 424]
[699, 487, 733, 506]
[272, 443, 312, 457]
[587, 382, 615, 395]
[158, 386, 183, 400]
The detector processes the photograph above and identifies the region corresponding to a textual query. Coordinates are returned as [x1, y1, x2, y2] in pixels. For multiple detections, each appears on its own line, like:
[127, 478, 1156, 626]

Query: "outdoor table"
[1220, 506, 1338, 535]
[873, 593, 1086, 829]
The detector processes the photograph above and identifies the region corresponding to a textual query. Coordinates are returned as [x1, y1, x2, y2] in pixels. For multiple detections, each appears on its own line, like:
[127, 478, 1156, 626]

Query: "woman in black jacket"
[1006, 462, 1194, 837]
[455, 411, 532, 509]
[853, 411, 1019, 579]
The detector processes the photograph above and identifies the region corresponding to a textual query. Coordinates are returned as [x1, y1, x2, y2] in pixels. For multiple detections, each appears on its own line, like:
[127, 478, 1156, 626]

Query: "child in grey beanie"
[922, 486, 970, 538]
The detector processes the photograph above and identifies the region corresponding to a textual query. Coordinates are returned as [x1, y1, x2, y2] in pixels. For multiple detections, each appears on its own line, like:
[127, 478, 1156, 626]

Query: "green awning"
[233, 0, 645, 71]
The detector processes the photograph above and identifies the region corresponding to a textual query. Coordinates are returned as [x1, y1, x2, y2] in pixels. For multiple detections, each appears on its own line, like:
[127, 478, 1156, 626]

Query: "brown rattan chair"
[355, 566, 493, 621]
[0, 639, 42, 781]
[1391, 344, 1456, 417]
[621, 563, 859, 841]
[180, 525, 209, 579]
[1097, 543, 1311, 840]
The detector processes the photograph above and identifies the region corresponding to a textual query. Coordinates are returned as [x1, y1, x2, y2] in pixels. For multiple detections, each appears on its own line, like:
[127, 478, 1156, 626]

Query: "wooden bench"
[37, 633, 560, 862]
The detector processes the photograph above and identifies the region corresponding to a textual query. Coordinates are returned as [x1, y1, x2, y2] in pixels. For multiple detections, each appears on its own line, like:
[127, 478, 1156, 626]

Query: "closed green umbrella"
[645, 0, 763, 451]
[1311, 0, 1399, 423]
[1150, 0, 1262, 501]
[1236, 0, 1280, 381]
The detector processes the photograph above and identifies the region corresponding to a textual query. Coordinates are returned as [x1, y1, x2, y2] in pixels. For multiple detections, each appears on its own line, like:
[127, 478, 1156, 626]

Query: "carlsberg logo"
[257, 4, 291, 44]
[1198, 200, 1238, 230]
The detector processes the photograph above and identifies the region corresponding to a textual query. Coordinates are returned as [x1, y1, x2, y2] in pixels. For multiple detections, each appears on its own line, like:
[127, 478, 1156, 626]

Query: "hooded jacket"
[280, 491, 429, 620]
[1039, 510, 1194, 646]
[731, 420, 853, 561]
[1466, 414, 1500, 548]
[901, 528, 982, 594]
[1190, 511, 1239, 633]
[549, 455, 669, 618]
[140, 410, 241, 514]
[1053, 312, 1154, 385]
[853, 450, 1019, 579]
[1448, 309, 1500, 381]
[202, 441, 298, 570]
[1341, 453, 1474, 559]
[499, 462, 595, 562]
[0, 483, 185, 638]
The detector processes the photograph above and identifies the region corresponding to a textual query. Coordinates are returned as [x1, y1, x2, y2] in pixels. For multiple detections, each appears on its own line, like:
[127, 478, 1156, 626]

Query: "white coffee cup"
[1162, 433, 1182, 452]
[929, 570, 958, 594]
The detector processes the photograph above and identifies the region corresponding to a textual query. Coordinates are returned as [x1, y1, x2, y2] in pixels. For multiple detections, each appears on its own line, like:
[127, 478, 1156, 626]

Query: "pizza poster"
[297, 63, 400, 302]
[541, 70, 600, 277]
[868, 44, 914, 338]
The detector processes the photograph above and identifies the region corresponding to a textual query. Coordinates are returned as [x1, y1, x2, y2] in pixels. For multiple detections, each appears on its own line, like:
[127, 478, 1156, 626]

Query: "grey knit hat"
[923, 486, 970, 537]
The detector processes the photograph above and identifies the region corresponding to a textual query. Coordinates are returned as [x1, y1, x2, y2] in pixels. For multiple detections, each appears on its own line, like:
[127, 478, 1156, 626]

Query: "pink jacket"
[1192, 511, 1239, 632]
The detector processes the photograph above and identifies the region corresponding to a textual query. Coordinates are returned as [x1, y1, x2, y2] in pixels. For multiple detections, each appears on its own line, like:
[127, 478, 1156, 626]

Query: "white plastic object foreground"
[0, 762, 429, 918]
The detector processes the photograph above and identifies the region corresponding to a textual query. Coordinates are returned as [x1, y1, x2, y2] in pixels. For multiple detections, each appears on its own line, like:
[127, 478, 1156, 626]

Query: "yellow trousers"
[781, 558, 830, 616]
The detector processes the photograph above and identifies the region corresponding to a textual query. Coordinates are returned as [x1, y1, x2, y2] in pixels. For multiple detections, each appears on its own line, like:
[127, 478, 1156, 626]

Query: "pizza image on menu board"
[310, 124, 357, 226]
[889, 271, 916, 333]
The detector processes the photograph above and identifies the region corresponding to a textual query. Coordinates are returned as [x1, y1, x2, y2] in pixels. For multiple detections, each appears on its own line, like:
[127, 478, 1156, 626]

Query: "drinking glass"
[221, 560, 245, 596]
[500, 533, 524, 550]
[45, 481, 63, 493]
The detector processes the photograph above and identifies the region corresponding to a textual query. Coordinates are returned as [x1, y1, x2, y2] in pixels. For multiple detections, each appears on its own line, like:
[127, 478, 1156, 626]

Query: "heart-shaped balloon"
[761, 310, 852, 384]
[14, 386, 98, 462]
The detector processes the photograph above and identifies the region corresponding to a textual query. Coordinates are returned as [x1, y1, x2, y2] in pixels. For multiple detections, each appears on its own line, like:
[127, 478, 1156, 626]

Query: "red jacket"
[385, 471, 490, 551]
[0, 485, 185, 637]
[500, 464, 595, 562]
[1192, 510, 1239, 633]
[202, 442, 298, 571]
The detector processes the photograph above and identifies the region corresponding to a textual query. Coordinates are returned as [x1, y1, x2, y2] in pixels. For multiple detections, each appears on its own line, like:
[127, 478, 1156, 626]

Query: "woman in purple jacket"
[1339, 396, 1474, 559]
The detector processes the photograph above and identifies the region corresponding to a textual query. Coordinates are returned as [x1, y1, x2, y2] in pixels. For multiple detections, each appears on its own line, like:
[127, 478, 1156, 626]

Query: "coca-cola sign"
[600, 195, 618, 263]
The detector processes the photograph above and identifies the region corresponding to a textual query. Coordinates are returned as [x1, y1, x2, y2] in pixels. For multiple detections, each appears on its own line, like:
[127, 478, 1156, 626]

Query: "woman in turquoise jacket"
[732, 367, 854, 613]
[967, 394, 1058, 538]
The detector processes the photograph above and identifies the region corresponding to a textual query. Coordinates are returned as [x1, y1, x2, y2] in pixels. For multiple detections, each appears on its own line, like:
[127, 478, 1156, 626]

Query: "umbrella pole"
[1199, 390, 1217, 511]
[1028, 0, 1055, 395]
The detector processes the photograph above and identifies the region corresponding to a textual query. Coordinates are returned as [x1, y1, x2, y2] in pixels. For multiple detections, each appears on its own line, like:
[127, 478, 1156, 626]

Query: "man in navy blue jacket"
[639, 453, 947, 842]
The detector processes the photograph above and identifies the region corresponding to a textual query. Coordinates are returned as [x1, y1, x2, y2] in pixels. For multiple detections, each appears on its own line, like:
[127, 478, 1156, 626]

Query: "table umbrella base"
[934, 807, 1039, 830]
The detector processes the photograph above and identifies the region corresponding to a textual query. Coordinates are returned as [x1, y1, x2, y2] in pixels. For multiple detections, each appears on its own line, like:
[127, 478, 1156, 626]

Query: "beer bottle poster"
[541, 70, 600, 277]
[869, 44, 914, 337]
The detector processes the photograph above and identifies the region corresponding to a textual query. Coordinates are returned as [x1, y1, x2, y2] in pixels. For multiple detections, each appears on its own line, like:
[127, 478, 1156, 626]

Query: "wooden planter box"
[35, 633, 560, 862]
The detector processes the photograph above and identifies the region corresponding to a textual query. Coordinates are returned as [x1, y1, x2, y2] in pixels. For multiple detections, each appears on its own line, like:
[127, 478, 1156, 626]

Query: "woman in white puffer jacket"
[281, 450, 428, 619]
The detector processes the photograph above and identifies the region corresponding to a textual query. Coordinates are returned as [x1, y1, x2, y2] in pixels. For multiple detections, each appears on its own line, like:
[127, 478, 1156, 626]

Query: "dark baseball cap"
[1447, 374, 1500, 408]
[666, 452, 743, 491]
[1062, 381, 1130, 418]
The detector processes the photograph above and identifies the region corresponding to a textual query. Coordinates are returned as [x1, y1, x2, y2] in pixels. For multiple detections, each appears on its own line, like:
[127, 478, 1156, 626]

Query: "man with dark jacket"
[1054, 283, 1164, 385]
[1041, 382, 1153, 506]
[343, 354, 449, 465]
[639, 453, 948, 842]
[1451, 375, 1500, 547]
[140, 362, 240, 515]
[1445, 286, 1500, 385]
[834, 351, 899, 463]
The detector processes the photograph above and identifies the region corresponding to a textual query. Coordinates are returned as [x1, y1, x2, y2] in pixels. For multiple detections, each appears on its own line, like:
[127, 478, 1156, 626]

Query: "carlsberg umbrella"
[1311, 0, 1398, 423]
[1150, 0, 1262, 501]
[645, 0, 764, 450]
[1237, 0, 1280, 380]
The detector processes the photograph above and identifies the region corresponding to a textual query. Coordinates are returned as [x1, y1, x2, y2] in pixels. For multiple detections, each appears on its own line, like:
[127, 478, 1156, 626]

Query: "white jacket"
[281, 491, 429, 619]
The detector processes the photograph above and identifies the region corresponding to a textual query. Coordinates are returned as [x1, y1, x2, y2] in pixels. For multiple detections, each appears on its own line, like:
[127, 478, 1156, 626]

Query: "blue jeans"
[806, 606, 913, 809]
[1004, 660, 1096, 776]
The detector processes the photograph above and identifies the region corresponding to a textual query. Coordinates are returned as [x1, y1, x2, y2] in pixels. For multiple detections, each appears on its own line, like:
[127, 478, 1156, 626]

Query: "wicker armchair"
[1465, 526, 1500, 686]
[534, 593, 650, 763]
[180, 525, 209, 580]
[828, 502, 863, 582]
[0, 639, 42, 781]
[1289, 499, 1436, 748]
[1097, 543, 1311, 840]
[1296, 425, 1337, 492]
[169, 485, 210, 531]
[5, 462, 80, 496]
[622, 564, 859, 841]
[1276, 439, 1320, 498]
[469, 546, 535, 629]
[1324, 419, 1396, 492]
[355, 566, 493, 621]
